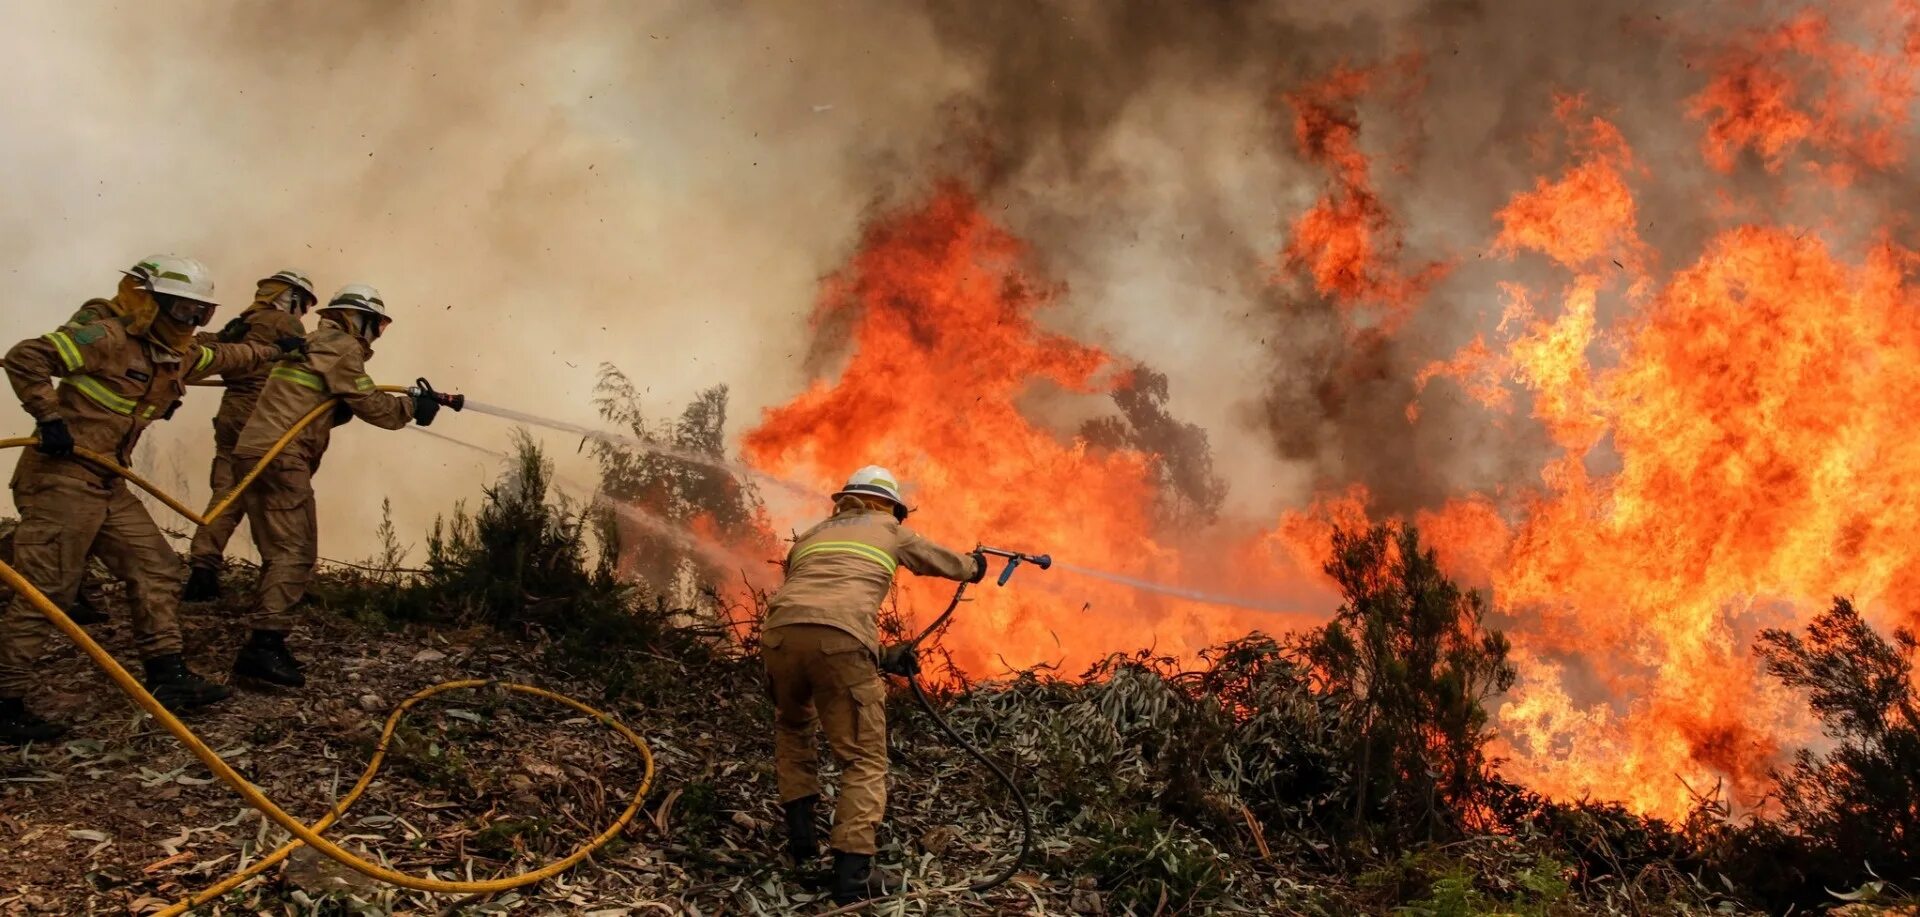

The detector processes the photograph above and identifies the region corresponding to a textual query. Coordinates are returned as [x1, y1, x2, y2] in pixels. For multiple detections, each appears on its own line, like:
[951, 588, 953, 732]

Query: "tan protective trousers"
[763, 623, 889, 855]
[0, 473, 185, 698]
[238, 456, 315, 633]
[187, 414, 247, 572]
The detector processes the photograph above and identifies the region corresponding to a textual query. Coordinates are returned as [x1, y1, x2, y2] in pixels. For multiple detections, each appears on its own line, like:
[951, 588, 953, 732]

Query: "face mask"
[145, 295, 206, 354]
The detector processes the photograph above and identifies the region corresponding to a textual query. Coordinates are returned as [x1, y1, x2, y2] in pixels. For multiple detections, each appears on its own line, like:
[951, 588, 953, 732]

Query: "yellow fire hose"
[1, 387, 657, 914]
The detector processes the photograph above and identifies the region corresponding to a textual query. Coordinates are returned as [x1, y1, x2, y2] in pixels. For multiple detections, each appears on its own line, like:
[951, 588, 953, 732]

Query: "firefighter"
[228, 284, 446, 689]
[183, 269, 317, 602]
[762, 466, 985, 905]
[0, 255, 302, 743]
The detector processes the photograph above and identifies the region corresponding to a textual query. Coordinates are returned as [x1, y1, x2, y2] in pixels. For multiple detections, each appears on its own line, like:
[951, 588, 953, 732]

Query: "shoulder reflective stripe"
[42, 332, 83, 371]
[62, 375, 137, 415]
[792, 541, 897, 573]
[354, 375, 375, 392]
[268, 365, 326, 392]
[193, 346, 215, 373]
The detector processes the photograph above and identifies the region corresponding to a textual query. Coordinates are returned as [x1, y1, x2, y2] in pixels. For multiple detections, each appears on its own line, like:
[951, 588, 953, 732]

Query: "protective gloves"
[216, 315, 250, 343]
[274, 336, 308, 356]
[35, 419, 74, 458]
[411, 379, 442, 427]
[878, 643, 920, 678]
[967, 548, 989, 584]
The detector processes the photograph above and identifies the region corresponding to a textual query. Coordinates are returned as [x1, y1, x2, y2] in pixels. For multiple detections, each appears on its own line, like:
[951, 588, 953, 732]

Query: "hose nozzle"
[978, 545, 1053, 586]
[412, 377, 466, 411]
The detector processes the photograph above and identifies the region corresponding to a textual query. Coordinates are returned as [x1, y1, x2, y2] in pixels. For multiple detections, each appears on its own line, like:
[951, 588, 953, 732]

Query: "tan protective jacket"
[208, 299, 307, 400]
[5, 314, 279, 485]
[233, 322, 411, 467]
[764, 506, 983, 654]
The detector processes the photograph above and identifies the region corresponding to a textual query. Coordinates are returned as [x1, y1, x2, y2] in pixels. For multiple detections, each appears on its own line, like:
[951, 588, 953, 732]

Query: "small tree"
[592, 365, 772, 605]
[1080, 367, 1227, 529]
[1301, 523, 1515, 844]
[1744, 598, 1920, 903]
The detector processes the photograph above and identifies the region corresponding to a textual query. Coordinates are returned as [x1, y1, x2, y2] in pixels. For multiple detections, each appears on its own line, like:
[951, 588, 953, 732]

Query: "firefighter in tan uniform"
[0, 255, 301, 743]
[228, 284, 443, 689]
[763, 465, 984, 905]
[184, 270, 317, 602]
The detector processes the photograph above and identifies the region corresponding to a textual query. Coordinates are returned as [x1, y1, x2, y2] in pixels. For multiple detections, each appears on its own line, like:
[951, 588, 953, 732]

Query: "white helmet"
[834, 465, 907, 520]
[261, 268, 317, 302]
[323, 283, 387, 318]
[321, 282, 391, 337]
[124, 254, 217, 305]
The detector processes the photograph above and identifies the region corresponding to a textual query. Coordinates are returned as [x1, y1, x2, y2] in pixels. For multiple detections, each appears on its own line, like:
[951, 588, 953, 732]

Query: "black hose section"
[908, 674, 1033, 894]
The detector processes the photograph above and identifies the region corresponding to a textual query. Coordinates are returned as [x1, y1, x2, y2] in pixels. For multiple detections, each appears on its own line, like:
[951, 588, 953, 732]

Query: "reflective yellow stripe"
[62, 375, 137, 415]
[193, 346, 215, 373]
[42, 332, 82, 371]
[793, 541, 897, 574]
[353, 375, 375, 392]
[269, 365, 326, 392]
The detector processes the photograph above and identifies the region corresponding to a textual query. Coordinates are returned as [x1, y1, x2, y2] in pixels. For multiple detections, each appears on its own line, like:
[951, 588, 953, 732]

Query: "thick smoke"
[0, 1, 968, 553]
[881, 0, 1804, 520]
[0, 0, 1859, 556]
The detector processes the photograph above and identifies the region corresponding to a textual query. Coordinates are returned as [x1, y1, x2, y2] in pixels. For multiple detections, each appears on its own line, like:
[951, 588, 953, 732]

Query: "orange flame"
[1279, 60, 1449, 333]
[743, 183, 1313, 676]
[743, 1, 1920, 824]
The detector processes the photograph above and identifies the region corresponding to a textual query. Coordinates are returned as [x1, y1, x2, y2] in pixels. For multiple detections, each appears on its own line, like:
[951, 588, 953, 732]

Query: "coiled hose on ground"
[0, 387, 655, 915]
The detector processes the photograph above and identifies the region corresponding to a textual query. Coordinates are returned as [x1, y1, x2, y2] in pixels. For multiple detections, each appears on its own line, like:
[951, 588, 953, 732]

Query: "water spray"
[456, 397, 813, 497]
[407, 427, 769, 576]
[1051, 562, 1302, 614]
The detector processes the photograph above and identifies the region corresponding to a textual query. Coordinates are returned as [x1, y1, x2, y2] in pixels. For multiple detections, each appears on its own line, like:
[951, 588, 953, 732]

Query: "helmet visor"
[157, 294, 217, 328]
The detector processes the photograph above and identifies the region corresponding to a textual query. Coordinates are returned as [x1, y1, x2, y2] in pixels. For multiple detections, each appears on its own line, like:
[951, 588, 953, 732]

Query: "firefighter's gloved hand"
[274, 336, 308, 356]
[35, 419, 74, 458]
[411, 382, 441, 427]
[216, 315, 249, 343]
[331, 401, 355, 426]
[967, 549, 988, 584]
[878, 643, 920, 678]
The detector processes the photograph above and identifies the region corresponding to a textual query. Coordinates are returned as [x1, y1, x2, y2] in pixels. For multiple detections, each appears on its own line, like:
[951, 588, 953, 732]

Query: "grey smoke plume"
[0, 0, 1823, 550]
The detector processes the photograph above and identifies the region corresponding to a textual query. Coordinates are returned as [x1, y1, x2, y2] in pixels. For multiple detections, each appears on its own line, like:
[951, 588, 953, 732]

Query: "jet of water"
[458, 398, 816, 498]
[1052, 562, 1304, 614]
[409, 426, 772, 575]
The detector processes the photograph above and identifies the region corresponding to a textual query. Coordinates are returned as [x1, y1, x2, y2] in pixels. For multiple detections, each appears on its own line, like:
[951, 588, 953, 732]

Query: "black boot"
[0, 697, 67, 744]
[782, 795, 820, 863]
[66, 590, 108, 626]
[183, 566, 221, 603]
[143, 654, 232, 711]
[831, 850, 899, 905]
[232, 630, 305, 689]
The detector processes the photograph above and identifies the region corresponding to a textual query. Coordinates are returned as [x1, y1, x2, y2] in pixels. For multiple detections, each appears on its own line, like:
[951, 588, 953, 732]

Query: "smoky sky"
[0, 0, 1841, 555]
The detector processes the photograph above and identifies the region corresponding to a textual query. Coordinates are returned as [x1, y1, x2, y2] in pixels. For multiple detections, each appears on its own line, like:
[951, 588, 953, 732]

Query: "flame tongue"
[740, 1, 1920, 822]
[743, 183, 1287, 674]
